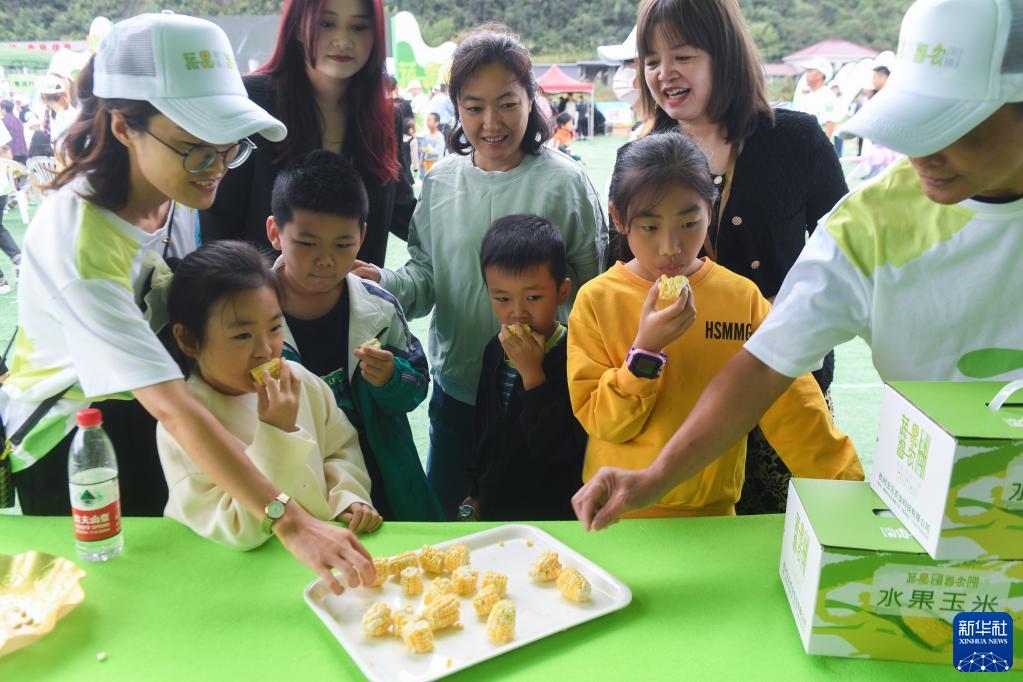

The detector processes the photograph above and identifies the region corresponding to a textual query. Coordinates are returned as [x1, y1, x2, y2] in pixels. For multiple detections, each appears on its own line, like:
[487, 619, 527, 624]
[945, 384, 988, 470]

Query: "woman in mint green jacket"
[356, 26, 607, 518]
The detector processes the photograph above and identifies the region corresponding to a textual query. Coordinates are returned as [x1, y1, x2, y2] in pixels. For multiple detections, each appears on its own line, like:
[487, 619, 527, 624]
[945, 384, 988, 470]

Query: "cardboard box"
[872, 382, 1023, 560]
[780, 479, 1022, 666]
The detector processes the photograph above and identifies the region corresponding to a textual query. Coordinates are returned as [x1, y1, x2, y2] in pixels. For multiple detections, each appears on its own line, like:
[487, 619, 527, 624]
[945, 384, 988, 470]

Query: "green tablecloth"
[1, 515, 970, 680]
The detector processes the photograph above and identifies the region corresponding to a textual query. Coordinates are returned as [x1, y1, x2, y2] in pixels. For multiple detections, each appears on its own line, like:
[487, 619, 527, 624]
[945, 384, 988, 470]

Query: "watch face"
[267, 500, 286, 519]
[629, 353, 663, 379]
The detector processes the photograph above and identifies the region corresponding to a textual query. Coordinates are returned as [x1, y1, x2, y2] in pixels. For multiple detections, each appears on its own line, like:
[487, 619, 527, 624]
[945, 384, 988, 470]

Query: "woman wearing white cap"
[574, 0, 1023, 531]
[37, 74, 78, 151]
[201, 0, 414, 268]
[629, 0, 848, 515]
[1, 13, 374, 593]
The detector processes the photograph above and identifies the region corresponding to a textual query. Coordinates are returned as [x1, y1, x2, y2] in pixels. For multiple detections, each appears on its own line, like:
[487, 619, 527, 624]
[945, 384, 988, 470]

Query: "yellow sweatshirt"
[567, 260, 863, 517]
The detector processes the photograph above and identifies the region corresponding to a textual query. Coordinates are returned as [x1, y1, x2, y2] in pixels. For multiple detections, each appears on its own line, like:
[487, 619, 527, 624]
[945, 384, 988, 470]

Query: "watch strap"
[626, 346, 668, 379]
[261, 492, 291, 535]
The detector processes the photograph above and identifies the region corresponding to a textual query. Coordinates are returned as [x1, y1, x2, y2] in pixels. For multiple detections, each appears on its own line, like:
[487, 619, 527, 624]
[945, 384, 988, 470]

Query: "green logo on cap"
[183, 50, 236, 71]
[910, 42, 962, 68]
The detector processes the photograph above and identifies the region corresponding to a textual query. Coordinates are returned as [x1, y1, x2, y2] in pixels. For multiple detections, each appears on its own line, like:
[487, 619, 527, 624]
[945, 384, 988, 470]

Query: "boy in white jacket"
[267, 151, 442, 521]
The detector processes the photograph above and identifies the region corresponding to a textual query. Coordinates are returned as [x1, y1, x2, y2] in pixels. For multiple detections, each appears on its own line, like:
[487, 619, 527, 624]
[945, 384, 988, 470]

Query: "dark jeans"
[0, 195, 22, 279]
[13, 397, 168, 516]
[426, 386, 475, 520]
[736, 352, 836, 515]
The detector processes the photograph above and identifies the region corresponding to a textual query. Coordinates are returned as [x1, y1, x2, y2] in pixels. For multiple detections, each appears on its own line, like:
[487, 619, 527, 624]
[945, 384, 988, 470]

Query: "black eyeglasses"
[145, 130, 256, 174]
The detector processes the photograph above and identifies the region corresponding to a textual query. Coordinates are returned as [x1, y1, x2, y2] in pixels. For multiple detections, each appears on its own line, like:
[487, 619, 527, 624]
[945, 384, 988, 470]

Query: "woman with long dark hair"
[200, 0, 414, 266]
[628, 0, 848, 515]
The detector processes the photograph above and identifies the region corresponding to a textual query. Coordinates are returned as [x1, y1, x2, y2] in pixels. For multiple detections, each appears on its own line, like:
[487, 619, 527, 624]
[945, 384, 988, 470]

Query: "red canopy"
[536, 64, 593, 93]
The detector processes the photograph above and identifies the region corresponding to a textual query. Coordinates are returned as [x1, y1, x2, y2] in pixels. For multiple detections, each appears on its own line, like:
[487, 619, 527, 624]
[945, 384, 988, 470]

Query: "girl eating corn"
[157, 241, 381, 549]
[567, 132, 863, 518]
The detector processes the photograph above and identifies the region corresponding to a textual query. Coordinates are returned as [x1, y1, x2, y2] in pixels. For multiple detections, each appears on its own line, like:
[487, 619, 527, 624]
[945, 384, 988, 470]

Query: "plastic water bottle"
[68, 408, 123, 561]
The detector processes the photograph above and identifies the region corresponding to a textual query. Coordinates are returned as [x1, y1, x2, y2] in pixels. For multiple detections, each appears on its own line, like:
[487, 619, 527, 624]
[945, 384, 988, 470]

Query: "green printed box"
[872, 382, 1023, 560]
[780, 479, 1022, 666]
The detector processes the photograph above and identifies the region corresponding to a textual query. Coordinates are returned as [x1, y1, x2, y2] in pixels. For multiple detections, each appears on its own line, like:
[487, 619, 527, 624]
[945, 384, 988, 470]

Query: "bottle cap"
[76, 408, 103, 427]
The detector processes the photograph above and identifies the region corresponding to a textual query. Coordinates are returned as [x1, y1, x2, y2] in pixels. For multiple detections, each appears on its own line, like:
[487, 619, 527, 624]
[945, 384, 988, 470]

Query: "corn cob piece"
[391, 605, 415, 637]
[451, 566, 478, 596]
[401, 567, 424, 596]
[657, 274, 689, 302]
[361, 602, 391, 637]
[423, 577, 453, 605]
[369, 557, 389, 587]
[358, 337, 381, 350]
[443, 544, 470, 573]
[481, 570, 508, 598]
[388, 551, 418, 580]
[487, 599, 516, 643]
[250, 357, 281, 386]
[528, 551, 562, 582]
[402, 620, 434, 654]
[418, 544, 446, 574]
[421, 593, 461, 631]
[556, 567, 591, 602]
[472, 583, 501, 617]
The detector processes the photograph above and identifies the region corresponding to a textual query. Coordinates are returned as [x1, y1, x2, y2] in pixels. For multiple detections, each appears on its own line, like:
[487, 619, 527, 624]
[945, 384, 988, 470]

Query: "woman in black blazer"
[630, 0, 848, 514]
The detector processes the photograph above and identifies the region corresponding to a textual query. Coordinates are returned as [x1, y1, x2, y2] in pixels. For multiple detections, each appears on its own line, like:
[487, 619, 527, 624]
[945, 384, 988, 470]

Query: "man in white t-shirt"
[407, 80, 430, 133]
[573, 0, 1023, 530]
[793, 57, 840, 141]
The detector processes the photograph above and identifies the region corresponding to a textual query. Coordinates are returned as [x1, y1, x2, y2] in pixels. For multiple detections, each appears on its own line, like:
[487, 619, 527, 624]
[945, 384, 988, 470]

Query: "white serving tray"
[304, 523, 632, 681]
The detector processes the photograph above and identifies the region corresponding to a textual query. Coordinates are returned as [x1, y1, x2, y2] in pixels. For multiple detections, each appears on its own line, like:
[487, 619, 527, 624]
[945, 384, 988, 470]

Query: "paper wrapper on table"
[779, 479, 1023, 666]
[0, 552, 86, 657]
[871, 381, 1023, 560]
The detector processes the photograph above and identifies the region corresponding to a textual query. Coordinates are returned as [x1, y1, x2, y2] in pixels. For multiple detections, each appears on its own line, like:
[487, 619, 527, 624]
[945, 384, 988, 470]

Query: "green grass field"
[0, 137, 881, 518]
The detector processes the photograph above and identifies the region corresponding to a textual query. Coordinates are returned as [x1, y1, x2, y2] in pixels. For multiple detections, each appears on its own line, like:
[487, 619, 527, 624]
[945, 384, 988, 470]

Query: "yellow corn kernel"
[391, 605, 415, 637]
[361, 602, 391, 637]
[528, 551, 562, 582]
[421, 593, 461, 631]
[443, 544, 470, 573]
[402, 620, 434, 654]
[418, 544, 446, 574]
[401, 567, 424, 596]
[472, 583, 501, 617]
[370, 557, 389, 587]
[481, 570, 508, 598]
[249, 357, 281, 386]
[657, 274, 689, 302]
[388, 551, 418, 580]
[451, 566, 478, 596]
[487, 599, 516, 643]
[423, 577, 453, 604]
[556, 567, 591, 602]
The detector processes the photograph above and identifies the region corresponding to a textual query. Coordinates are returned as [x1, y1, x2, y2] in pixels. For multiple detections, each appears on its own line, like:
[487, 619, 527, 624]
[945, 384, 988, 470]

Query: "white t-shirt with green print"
[746, 158, 1023, 382]
[0, 178, 196, 472]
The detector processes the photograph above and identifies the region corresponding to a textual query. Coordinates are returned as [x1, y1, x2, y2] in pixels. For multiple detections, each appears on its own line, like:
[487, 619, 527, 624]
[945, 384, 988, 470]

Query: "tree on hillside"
[0, 0, 914, 63]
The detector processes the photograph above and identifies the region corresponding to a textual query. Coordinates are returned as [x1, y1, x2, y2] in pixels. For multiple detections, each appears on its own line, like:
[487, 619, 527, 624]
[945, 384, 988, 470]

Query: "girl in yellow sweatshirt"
[567, 133, 862, 517]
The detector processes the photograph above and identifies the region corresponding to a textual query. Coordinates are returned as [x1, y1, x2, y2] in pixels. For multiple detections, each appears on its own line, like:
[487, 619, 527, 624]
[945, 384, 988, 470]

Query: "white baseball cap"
[844, 0, 1023, 157]
[37, 74, 67, 95]
[93, 12, 286, 145]
[797, 57, 834, 83]
[598, 26, 638, 64]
